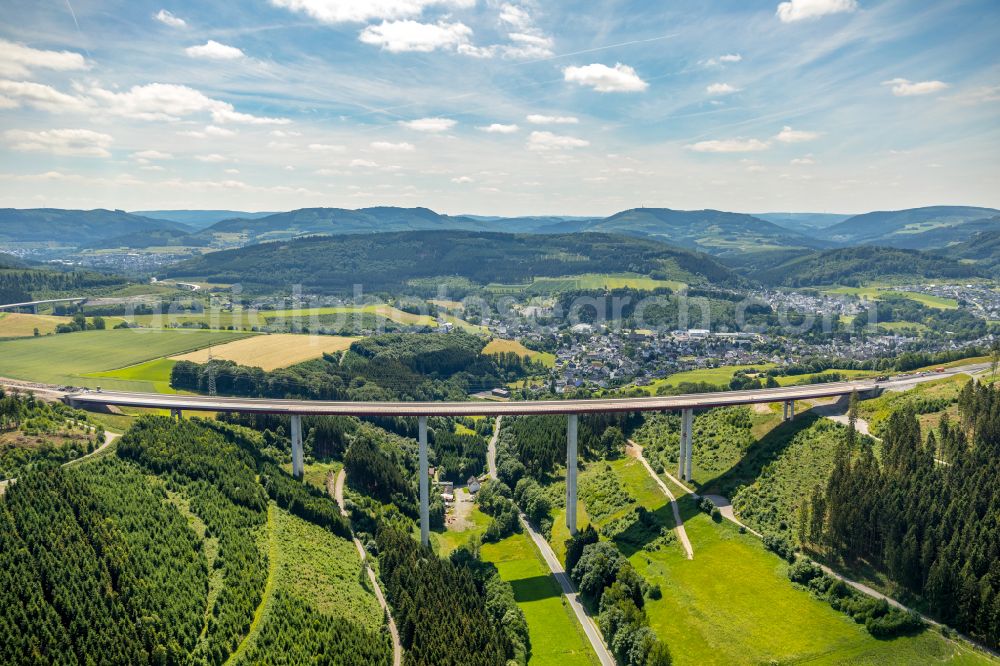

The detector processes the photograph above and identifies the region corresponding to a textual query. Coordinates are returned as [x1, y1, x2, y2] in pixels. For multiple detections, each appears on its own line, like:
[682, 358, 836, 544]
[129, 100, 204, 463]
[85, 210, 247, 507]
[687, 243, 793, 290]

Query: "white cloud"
[451, 175, 474, 183]
[308, 143, 346, 151]
[269, 0, 474, 23]
[204, 125, 237, 137]
[791, 155, 815, 165]
[527, 131, 589, 151]
[498, 3, 532, 31]
[195, 153, 227, 162]
[882, 78, 949, 96]
[0, 80, 88, 112]
[399, 117, 456, 132]
[0, 39, 88, 78]
[154, 9, 187, 27]
[527, 114, 578, 124]
[370, 141, 415, 151]
[5, 128, 113, 157]
[225, 168, 240, 174]
[704, 53, 742, 67]
[185, 40, 245, 60]
[478, 123, 519, 133]
[502, 32, 554, 59]
[359, 20, 473, 53]
[706, 82, 739, 95]
[87, 83, 290, 124]
[350, 159, 379, 167]
[775, 126, 820, 142]
[132, 150, 172, 160]
[776, 0, 858, 22]
[563, 63, 648, 93]
[686, 138, 770, 153]
[271, 129, 302, 137]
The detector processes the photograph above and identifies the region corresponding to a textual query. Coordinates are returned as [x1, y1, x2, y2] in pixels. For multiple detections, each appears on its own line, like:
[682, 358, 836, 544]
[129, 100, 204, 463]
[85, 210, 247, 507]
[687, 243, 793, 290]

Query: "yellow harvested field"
[170, 334, 359, 370]
[482, 338, 555, 367]
[0, 313, 67, 337]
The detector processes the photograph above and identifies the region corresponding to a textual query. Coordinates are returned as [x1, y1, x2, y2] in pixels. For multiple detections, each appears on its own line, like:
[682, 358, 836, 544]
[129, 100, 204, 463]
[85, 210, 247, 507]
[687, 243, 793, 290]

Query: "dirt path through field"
[626, 440, 694, 559]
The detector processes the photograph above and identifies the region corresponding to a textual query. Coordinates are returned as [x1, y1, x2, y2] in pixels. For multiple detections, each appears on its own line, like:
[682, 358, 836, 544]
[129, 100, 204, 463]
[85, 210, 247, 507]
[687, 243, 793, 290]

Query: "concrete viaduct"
[0, 297, 87, 314]
[68, 379, 881, 546]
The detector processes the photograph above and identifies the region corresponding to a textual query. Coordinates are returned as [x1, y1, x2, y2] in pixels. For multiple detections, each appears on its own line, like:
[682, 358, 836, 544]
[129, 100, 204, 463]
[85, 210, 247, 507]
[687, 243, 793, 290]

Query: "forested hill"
[943, 225, 1000, 274]
[553, 208, 829, 256]
[820, 206, 1000, 245]
[165, 230, 739, 293]
[750, 246, 982, 287]
[201, 206, 488, 241]
[0, 264, 128, 303]
[0, 208, 192, 246]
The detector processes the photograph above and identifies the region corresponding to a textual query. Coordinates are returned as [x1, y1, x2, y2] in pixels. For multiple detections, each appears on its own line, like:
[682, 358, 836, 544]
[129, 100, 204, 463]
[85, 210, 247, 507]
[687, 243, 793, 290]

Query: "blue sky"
[0, 0, 997, 215]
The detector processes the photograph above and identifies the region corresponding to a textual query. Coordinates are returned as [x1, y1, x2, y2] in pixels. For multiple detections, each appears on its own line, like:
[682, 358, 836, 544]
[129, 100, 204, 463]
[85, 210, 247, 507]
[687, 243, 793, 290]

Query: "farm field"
[0, 328, 252, 390]
[486, 273, 685, 294]
[822, 286, 959, 309]
[0, 312, 72, 337]
[562, 456, 994, 665]
[171, 334, 358, 370]
[86, 357, 179, 393]
[126, 303, 437, 329]
[480, 531, 600, 666]
[638, 364, 775, 393]
[482, 338, 556, 367]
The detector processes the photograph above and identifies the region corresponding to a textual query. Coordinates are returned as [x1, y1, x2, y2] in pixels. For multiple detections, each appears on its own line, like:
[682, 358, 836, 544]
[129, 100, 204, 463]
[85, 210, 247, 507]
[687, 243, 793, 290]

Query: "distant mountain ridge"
[132, 210, 276, 230]
[0, 208, 191, 246]
[820, 206, 1000, 245]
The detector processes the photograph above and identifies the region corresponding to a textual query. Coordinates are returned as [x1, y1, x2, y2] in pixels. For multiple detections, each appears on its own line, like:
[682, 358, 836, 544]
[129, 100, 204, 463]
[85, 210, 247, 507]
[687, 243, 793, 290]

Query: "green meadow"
[0, 328, 251, 390]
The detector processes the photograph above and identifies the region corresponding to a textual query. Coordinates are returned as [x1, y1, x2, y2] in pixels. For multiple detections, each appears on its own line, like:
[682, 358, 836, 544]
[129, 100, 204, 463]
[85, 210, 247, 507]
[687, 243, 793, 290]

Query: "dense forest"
[165, 230, 738, 294]
[377, 526, 514, 665]
[804, 380, 1000, 647]
[172, 331, 522, 401]
[752, 246, 982, 287]
[0, 267, 126, 303]
[0, 416, 387, 665]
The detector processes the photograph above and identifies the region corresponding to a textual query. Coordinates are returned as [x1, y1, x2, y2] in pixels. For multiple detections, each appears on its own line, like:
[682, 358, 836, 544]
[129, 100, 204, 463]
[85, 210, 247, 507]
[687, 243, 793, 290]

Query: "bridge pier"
[678, 408, 694, 481]
[170, 408, 182, 419]
[782, 400, 795, 421]
[419, 415, 429, 547]
[566, 413, 578, 535]
[290, 414, 304, 480]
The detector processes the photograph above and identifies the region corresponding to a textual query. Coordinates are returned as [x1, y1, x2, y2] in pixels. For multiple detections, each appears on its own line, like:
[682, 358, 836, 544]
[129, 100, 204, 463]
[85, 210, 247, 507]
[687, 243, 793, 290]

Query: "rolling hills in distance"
[1, 204, 998, 285]
[1, 204, 998, 255]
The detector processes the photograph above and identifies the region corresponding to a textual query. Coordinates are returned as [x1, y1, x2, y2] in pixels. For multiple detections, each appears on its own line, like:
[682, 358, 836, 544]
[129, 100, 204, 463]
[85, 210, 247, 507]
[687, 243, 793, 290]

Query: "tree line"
[802, 381, 1000, 647]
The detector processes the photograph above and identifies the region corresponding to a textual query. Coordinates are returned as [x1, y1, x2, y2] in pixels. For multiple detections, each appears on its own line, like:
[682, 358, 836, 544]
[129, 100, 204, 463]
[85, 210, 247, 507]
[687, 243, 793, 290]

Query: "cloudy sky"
[0, 0, 997, 215]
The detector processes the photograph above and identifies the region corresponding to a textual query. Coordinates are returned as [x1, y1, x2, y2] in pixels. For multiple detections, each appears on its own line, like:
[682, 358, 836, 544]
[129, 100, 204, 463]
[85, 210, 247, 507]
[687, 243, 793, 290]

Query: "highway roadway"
[68, 379, 885, 416]
[65, 363, 990, 416]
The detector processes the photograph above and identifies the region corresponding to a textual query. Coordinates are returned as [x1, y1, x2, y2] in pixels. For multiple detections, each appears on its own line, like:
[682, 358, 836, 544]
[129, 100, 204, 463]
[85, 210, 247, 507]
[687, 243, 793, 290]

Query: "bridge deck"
[68, 380, 878, 416]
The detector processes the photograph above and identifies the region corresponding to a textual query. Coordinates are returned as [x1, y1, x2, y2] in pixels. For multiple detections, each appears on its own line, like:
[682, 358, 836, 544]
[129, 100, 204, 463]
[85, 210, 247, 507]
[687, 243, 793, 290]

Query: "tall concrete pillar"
[678, 410, 687, 479]
[782, 401, 788, 421]
[566, 413, 578, 535]
[170, 408, 182, 420]
[290, 414, 304, 480]
[419, 415, 429, 547]
[789, 400, 795, 420]
[683, 408, 694, 481]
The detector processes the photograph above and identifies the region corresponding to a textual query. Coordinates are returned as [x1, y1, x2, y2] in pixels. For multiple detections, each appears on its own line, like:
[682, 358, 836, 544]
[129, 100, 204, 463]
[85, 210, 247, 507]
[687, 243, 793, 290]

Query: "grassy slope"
[170, 334, 358, 370]
[486, 273, 685, 294]
[0, 329, 252, 389]
[482, 338, 556, 367]
[232, 505, 383, 661]
[554, 455, 993, 665]
[127, 304, 436, 330]
[480, 532, 599, 666]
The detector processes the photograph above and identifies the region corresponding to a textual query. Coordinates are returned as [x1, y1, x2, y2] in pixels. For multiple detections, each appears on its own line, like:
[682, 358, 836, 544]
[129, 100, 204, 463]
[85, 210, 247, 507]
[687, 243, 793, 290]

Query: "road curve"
[68, 379, 883, 417]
